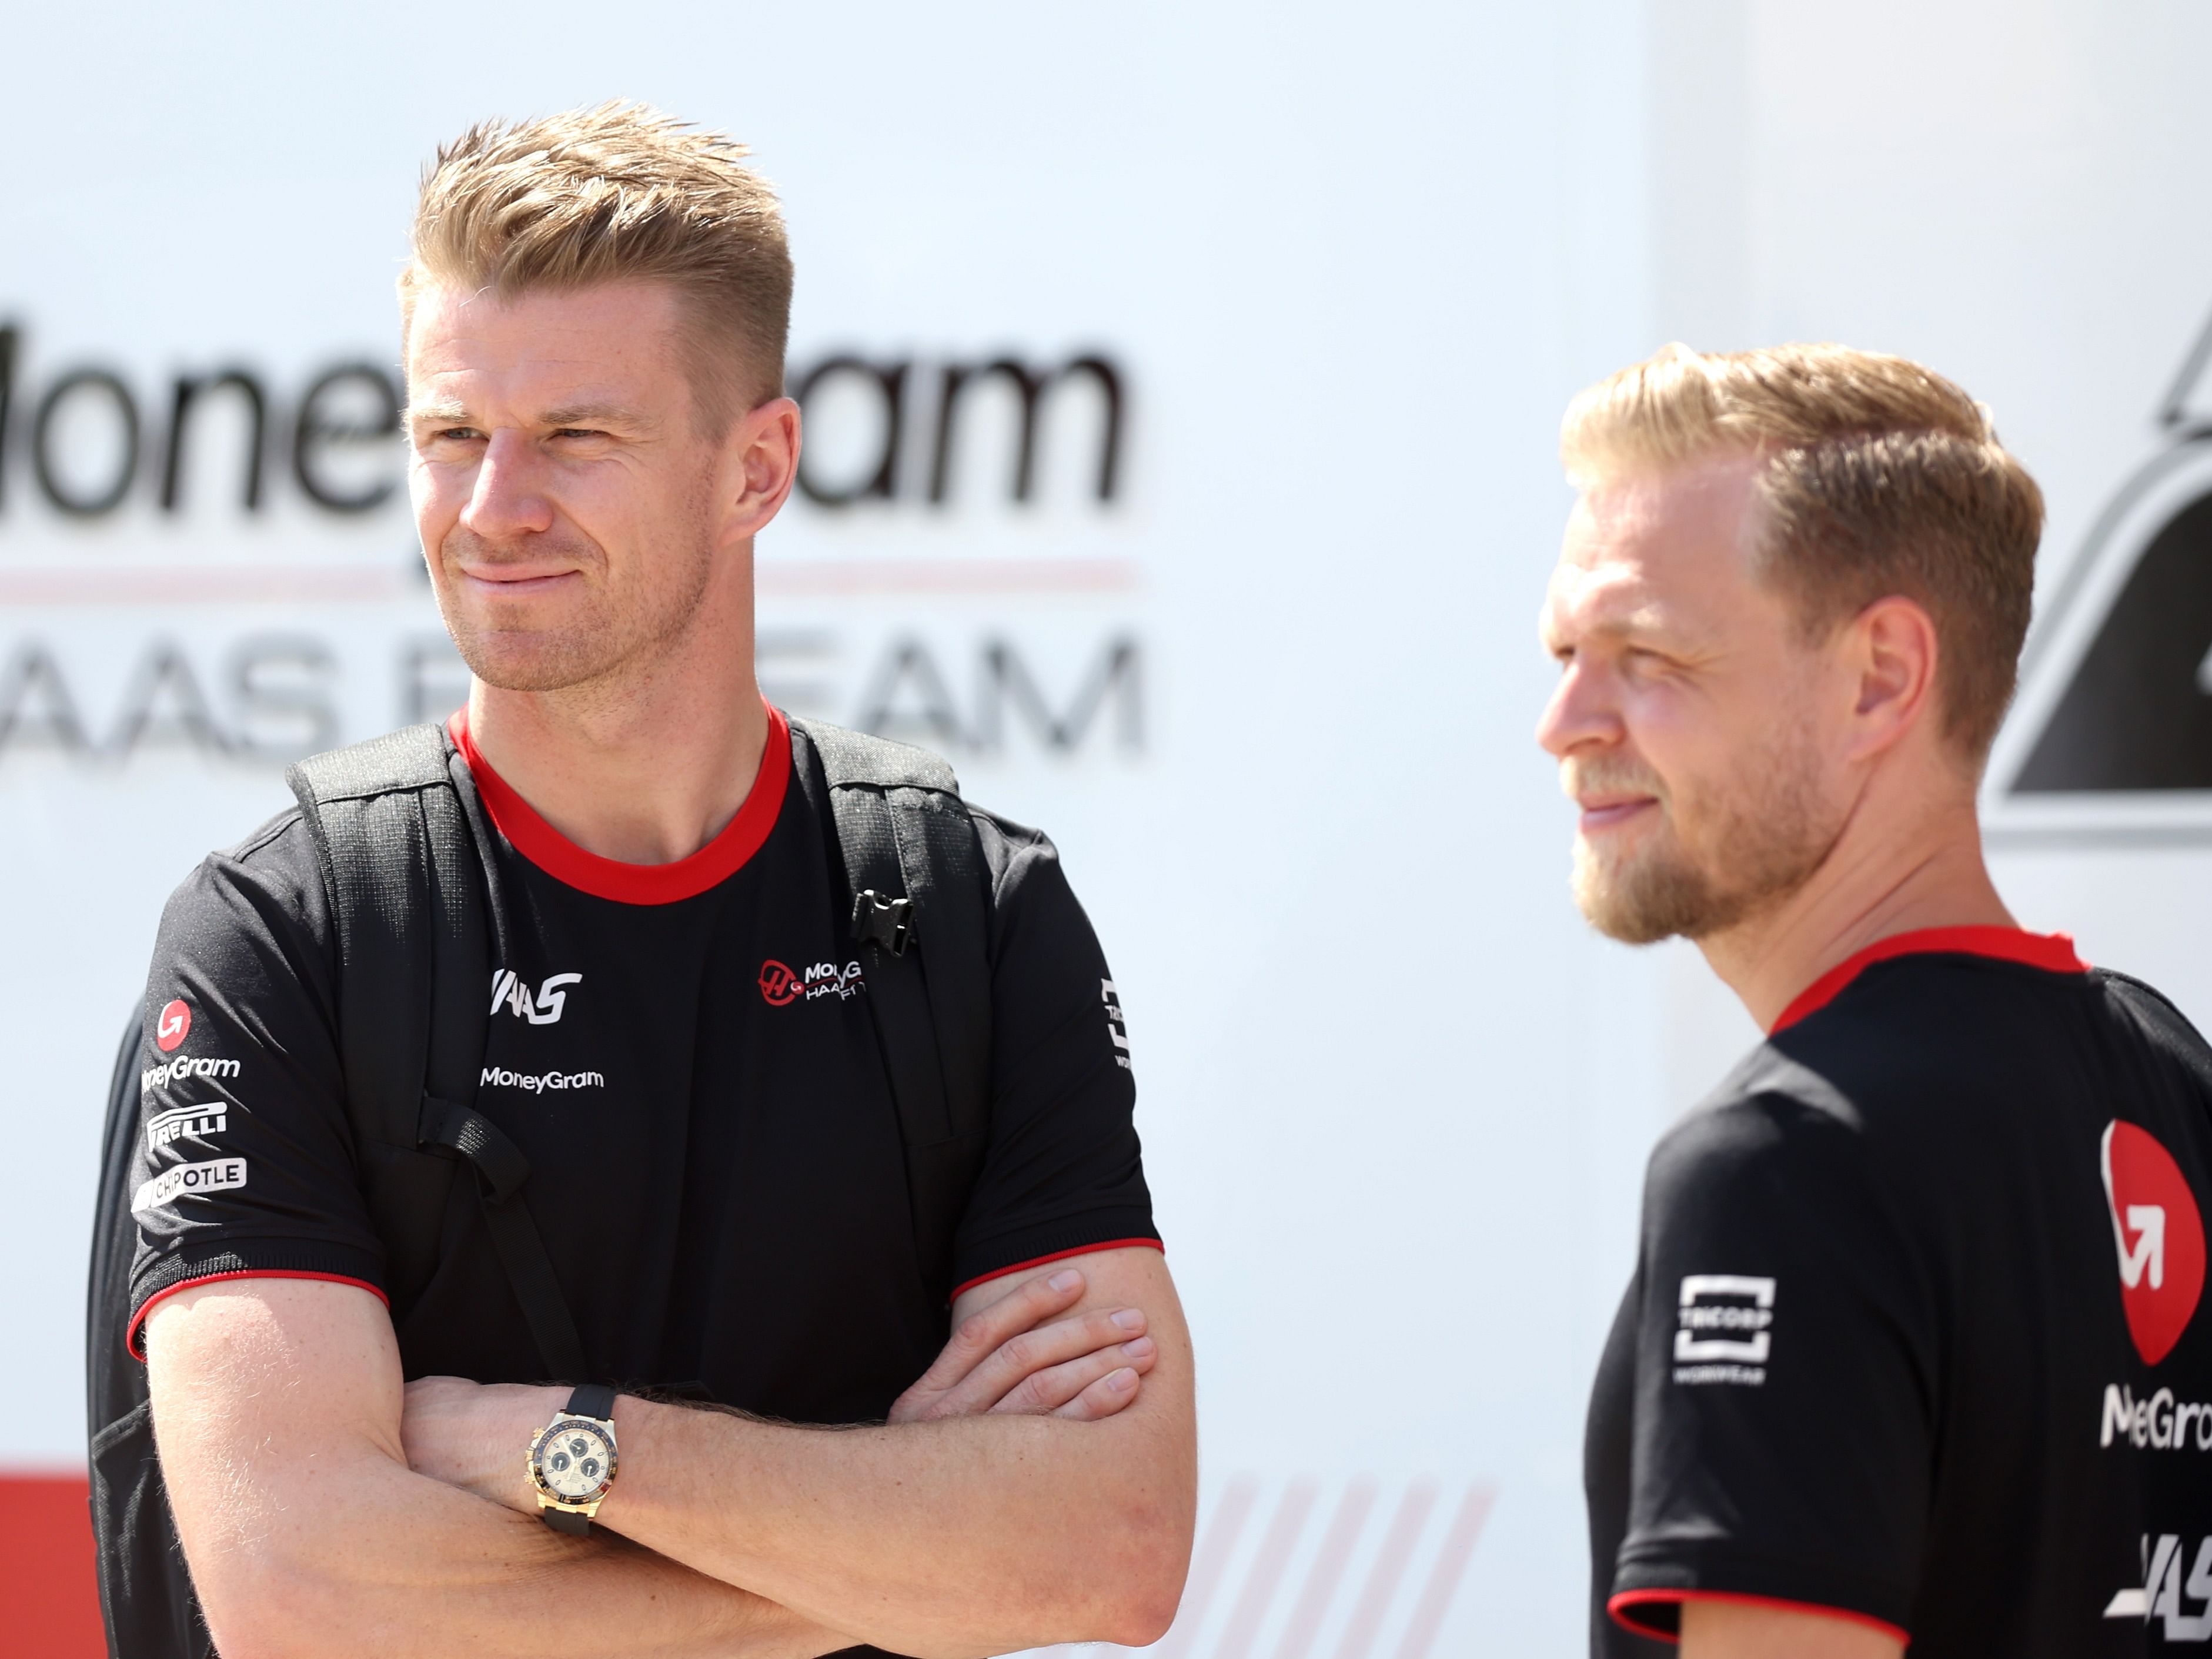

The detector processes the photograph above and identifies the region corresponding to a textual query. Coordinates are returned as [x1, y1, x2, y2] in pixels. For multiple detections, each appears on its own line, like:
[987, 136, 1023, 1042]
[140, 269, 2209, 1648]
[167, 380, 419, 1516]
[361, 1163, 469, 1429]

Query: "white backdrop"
[8, 4, 2212, 1655]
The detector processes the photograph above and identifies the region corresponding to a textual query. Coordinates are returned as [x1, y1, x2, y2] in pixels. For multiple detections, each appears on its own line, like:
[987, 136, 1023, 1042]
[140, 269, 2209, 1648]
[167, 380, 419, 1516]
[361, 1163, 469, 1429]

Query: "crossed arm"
[146, 1246, 1194, 1659]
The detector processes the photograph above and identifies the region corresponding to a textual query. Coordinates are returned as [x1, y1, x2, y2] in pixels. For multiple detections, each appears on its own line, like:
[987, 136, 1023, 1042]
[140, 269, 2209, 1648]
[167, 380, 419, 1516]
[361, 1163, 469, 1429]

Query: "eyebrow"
[539, 402, 654, 430]
[403, 400, 656, 430]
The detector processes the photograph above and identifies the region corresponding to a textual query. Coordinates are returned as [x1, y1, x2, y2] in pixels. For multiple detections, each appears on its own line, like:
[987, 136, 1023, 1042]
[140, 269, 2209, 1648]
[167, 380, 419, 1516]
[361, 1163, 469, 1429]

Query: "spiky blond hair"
[402, 102, 792, 431]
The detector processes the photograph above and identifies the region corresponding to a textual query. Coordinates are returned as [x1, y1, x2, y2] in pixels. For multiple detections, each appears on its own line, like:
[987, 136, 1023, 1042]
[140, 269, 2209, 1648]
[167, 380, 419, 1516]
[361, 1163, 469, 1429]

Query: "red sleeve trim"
[126, 1270, 389, 1361]
[449, 700, 791, 906]
[1771, 925, 2088, 1033]
[1607, 1588, 1910, 1647]
[951, 1238, 1165, 1301]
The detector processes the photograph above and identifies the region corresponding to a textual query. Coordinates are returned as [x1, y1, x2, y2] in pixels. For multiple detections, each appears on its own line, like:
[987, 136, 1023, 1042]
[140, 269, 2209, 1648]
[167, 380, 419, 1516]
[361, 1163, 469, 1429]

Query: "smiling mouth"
[457, 566, 580, 596]
[1578, 798, 1658, 833]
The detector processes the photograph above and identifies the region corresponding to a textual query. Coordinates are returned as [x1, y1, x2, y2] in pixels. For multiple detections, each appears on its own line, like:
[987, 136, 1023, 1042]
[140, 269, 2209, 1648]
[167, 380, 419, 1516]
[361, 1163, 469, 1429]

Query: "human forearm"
[600, 1252, 1197, 1655]
[600, 1400, 1191, 1655]
[146, 1279, 851, 1659]
[396, 1252, 1197, 1657]
[178, 1445, 843, 1659]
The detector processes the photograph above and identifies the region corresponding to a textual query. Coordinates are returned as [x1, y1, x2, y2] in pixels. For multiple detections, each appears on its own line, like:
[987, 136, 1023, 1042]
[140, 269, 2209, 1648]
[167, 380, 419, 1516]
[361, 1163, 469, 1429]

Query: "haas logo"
[759, 960, 802, 1006]
[2103, 1119, 2207, 1366]
[155, 999, 191, 1053]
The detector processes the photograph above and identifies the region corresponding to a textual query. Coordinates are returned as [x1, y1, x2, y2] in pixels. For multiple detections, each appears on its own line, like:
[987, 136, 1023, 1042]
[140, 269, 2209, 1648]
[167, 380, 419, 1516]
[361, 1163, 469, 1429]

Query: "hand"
[402, 1375, 563, 1514]
[888, 1267, 1158, 1424]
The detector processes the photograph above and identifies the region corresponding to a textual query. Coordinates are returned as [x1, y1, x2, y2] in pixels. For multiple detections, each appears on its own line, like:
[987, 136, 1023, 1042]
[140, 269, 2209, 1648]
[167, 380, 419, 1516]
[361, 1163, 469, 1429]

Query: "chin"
[453, 633, 612, 695]
[1571, 844, 1707, 946]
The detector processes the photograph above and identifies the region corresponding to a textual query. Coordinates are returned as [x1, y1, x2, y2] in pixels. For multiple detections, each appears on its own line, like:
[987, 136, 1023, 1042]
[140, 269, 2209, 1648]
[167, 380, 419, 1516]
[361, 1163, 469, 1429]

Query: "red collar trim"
[447, 701, 791, 905]
[1770, 925, 2089, 1035]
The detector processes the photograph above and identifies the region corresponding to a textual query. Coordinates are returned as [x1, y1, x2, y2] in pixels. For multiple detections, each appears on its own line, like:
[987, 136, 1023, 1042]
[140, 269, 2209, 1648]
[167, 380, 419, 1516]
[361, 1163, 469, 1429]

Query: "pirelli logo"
[1673, 1275, 1775, 1386]
[146, 1104, 226, 1151]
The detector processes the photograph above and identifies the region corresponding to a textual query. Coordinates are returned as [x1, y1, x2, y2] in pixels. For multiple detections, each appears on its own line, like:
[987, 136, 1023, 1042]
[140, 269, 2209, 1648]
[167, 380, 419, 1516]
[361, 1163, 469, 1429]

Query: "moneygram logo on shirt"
[759, 959, 866, 1006]
[155, 999, 192, 1052]
[2103, 1119, 2207, 1366]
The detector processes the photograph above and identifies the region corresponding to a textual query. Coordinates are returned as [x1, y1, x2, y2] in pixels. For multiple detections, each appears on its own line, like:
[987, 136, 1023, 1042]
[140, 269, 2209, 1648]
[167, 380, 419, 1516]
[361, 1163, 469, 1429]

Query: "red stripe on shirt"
[1608, 1587, 1910, 1647]
[127, 1270, 389, 1360]
[449, 700, 791, 905]
[952, 1238, 1165, 1301]
[1772, 925, 2087, 1035]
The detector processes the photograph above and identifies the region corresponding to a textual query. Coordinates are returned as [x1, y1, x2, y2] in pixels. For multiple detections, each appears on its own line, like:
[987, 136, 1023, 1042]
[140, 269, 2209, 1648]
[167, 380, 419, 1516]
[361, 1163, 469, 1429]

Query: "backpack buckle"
[851, 890, 917, 956]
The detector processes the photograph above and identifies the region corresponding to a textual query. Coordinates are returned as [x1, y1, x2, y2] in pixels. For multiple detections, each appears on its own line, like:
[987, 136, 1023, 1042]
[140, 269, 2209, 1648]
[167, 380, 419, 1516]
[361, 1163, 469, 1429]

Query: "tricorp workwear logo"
[2103, 1119, 2207, 1365]
[155, 999, 191, 1052]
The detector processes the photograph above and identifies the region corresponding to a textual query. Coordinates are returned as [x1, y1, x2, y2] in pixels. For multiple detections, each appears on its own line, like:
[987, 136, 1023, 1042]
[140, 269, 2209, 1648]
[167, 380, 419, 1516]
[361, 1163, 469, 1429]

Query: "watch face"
[536, 1419, 614, 1501]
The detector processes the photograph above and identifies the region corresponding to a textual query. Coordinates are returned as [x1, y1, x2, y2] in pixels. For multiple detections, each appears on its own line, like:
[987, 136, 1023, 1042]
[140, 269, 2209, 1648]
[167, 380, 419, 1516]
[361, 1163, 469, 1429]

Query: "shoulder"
[158, 807, 333, 961]
[1762, 953, 2111, 1136]
[2093, 967, 2212, 1081]
[966, 805, 1062, 899]
[1647, 1053, 1873, 1209]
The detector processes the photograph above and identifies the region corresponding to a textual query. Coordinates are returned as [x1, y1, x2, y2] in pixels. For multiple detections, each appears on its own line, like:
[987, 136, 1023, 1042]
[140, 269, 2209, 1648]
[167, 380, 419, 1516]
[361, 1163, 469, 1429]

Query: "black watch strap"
[539, 1384, 619, 1537]
[566, 1383, 617, 1421]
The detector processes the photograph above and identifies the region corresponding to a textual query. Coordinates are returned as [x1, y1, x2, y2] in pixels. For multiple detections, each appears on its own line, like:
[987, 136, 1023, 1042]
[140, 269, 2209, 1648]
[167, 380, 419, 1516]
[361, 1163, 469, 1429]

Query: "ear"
[1843, 594, 1939, 761]
[716, 395, 801, 545]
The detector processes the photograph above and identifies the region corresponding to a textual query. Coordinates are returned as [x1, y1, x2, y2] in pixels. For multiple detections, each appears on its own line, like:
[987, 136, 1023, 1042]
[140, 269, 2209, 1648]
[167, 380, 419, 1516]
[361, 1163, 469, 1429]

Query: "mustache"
[439, 527, 602, 568]
[1561, 756, 1669, 805]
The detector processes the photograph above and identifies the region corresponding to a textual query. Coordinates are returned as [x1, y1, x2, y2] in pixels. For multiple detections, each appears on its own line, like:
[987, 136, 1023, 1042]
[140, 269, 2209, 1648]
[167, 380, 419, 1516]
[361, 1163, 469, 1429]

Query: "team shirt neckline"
[448, 700, 792, 905]
[1770, 924, 2089, 1036]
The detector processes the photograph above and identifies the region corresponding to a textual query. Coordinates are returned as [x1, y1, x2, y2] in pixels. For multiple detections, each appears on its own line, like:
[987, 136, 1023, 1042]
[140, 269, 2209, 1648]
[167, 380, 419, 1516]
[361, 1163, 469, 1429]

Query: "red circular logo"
[155, 999, 192, 1053]
[758, 961, 801, 1007]
[2103, 1119, 2207, 1366]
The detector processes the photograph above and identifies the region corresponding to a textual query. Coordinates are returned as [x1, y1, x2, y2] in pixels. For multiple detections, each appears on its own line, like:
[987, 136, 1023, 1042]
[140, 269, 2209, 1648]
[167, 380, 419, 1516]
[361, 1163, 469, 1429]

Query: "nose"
[460, 429, 555, 541]
[1535, 656, 1622, 760]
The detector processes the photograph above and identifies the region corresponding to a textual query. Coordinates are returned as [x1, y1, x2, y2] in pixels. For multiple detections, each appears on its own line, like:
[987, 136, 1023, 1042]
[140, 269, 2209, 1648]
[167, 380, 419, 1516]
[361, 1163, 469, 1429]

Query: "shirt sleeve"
[947, 809, 1161, 1296]
[1606, 1089, 1935, 1645]
[124, 811, 387, 1357]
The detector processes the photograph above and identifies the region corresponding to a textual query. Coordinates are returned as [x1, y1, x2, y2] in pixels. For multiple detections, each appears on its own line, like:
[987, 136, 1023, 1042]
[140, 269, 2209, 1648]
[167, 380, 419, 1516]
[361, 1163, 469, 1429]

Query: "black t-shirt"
[1586, 928, 2212, 1657]
[125, 704, 1160, 1430]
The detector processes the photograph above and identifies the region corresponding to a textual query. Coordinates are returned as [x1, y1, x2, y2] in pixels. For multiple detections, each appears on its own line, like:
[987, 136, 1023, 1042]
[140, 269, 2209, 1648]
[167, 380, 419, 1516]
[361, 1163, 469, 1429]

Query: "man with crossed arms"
[130, 105, 1192, 1659]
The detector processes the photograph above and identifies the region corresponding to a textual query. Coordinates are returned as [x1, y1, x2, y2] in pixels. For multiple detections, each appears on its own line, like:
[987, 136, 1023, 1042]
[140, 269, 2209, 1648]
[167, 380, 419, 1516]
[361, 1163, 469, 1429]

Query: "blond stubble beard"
[1569, 725, 1843, 945]
[434, 493, 720, 698]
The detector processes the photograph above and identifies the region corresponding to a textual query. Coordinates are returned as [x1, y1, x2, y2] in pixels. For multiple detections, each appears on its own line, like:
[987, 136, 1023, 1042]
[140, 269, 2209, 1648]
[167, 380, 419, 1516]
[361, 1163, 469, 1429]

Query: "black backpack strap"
[788, 717, 993, 1299]
[287, 724, 586, 1382]
[417, 1097, 589, 1382]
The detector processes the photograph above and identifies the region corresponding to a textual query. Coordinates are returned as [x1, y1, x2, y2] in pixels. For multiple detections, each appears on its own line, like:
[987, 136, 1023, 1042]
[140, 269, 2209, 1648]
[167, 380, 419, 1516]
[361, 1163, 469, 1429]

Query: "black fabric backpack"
[84, 715, 994, 1659]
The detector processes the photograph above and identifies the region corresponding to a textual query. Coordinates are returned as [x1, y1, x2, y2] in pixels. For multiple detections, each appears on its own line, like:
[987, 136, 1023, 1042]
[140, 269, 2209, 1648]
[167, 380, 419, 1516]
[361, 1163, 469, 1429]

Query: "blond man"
[1543, 346, 2212, 1657]
[123, 106, 1193, 1659]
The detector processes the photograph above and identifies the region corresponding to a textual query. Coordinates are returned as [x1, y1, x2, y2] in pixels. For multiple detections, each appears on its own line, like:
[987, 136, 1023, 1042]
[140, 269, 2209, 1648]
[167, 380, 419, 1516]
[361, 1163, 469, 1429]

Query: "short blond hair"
[1561, 343, 2045, 762]
[402, 102, 792, 431]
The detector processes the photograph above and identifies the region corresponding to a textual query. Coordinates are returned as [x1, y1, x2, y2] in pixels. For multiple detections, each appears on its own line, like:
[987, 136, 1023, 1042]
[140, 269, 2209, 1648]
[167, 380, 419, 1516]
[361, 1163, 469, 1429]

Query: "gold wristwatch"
[527, 1384, 620, 1535]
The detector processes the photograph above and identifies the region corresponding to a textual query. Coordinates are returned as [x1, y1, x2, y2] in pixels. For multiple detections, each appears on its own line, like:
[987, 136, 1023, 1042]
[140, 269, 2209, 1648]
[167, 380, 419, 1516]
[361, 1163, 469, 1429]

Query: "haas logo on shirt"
[2103, 1119, 2207, 1366]
[759, 959, 865, 1005]
[490, 970, 582, 1025]
[155, 999, 191, 1052]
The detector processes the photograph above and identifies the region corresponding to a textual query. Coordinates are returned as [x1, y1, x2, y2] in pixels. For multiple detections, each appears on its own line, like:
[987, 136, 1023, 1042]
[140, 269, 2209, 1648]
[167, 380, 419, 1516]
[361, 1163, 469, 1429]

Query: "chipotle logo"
[2103, 1119, 2208, 1366]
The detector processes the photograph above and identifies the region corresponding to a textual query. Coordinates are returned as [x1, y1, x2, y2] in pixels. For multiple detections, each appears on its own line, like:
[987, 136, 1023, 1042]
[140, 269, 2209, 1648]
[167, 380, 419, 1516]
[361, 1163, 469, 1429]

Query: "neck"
[463, 546, 768, 866]
[1697, 768, 2016, 1032]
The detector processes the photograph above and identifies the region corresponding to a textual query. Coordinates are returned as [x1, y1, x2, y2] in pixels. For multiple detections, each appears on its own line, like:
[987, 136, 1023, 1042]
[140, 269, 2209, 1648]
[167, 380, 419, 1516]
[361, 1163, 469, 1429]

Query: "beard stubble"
[1568, 722, 1841, 945]
[435, 490, 720, 699]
